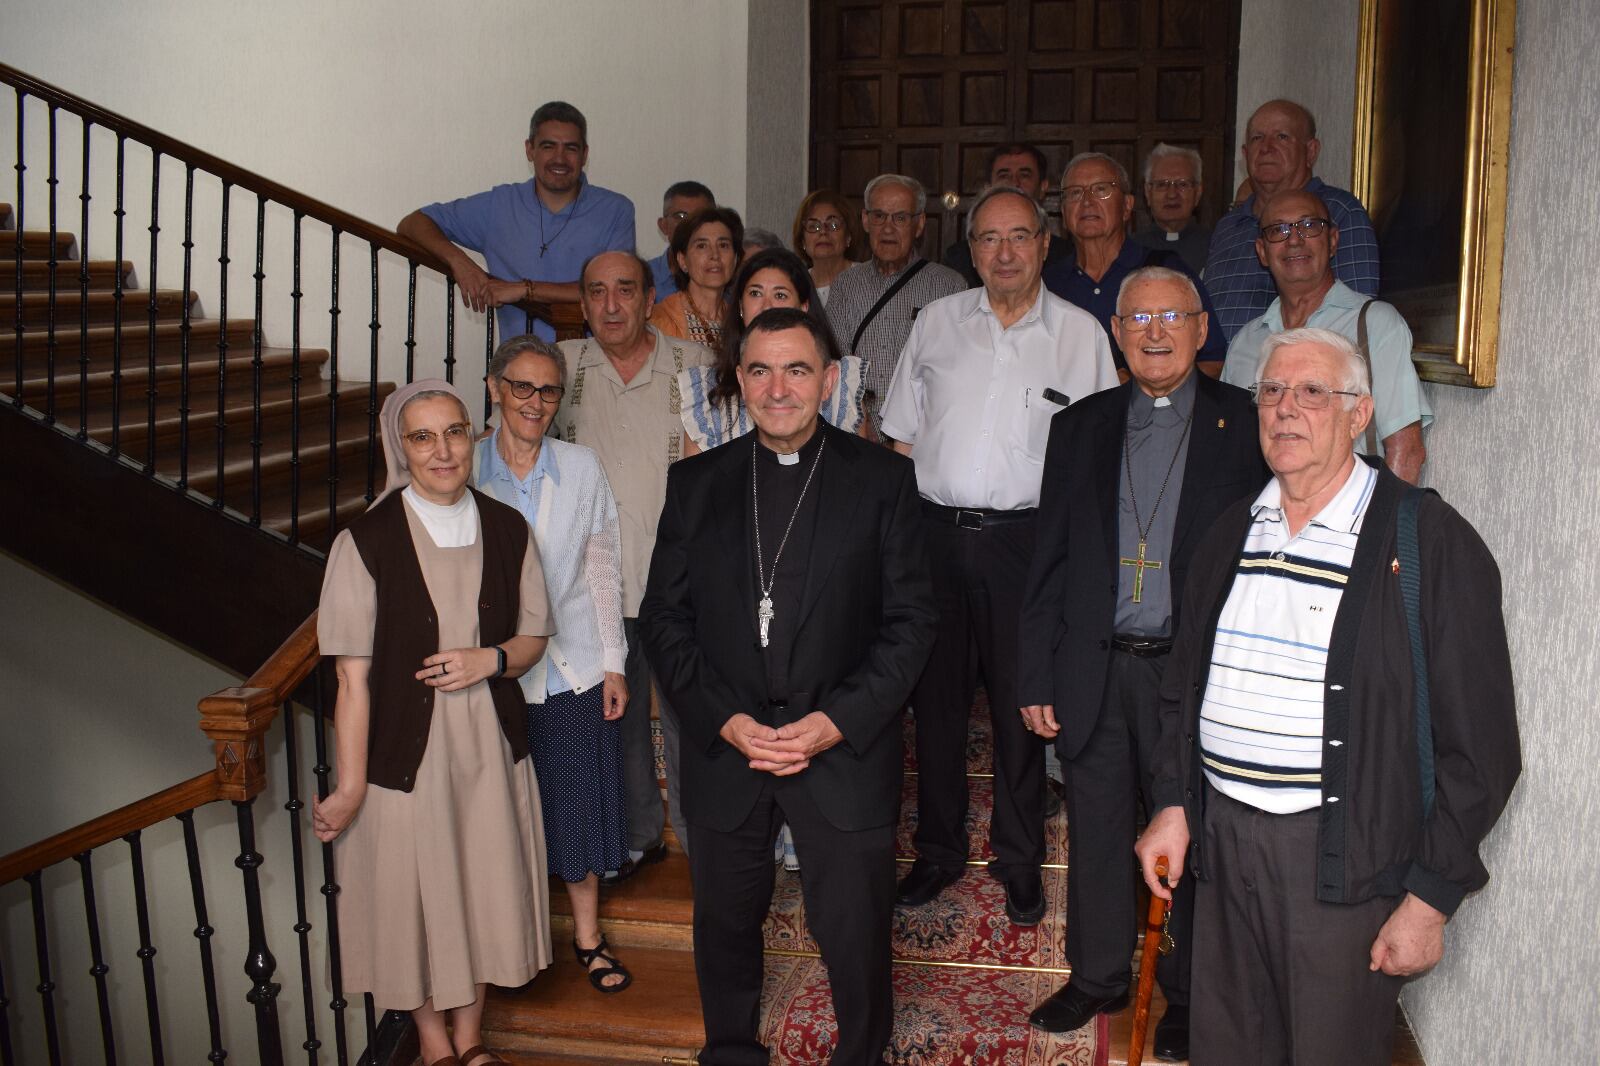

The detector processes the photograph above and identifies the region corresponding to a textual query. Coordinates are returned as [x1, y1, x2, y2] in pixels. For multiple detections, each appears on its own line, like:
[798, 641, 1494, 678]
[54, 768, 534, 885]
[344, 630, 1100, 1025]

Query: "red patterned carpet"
[755, 698, 1106, 1064]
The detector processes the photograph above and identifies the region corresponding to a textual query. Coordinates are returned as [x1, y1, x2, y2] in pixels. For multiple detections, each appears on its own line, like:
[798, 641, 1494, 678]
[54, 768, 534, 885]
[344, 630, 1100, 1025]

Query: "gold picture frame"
[1351, 0, 1516, 387]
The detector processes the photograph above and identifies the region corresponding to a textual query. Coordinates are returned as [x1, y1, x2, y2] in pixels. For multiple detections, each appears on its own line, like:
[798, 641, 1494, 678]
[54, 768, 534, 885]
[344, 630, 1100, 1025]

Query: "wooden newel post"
[198, 685, 286, 1065]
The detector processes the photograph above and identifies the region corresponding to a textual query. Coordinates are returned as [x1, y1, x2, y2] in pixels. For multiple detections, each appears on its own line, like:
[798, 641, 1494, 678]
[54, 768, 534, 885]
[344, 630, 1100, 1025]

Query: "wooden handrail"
[0, 770, 222, 886]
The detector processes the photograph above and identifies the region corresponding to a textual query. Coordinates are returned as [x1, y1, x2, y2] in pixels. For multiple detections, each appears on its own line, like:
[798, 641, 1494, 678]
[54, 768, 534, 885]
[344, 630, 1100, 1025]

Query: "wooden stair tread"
[80, 380, 376, 442]
[12, 346, 327, 395]
[484, 945, 704, 1055]
[554, 851, 694, 929]
[0, 287, 195, 326]
[0, 318, 255, 362]
[8, 230, 77, 259]
[12, 258, 131, 290]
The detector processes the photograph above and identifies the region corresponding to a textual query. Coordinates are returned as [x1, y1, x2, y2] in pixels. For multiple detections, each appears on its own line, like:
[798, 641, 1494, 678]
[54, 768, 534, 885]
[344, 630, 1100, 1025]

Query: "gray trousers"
[622, 617, 688, 856]
[1192, 788, 1403, 1066]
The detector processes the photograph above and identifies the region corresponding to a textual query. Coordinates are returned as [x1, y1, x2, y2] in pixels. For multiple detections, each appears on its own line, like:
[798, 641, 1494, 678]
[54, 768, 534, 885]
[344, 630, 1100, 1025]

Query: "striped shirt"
[1199, 460, 1377, 814]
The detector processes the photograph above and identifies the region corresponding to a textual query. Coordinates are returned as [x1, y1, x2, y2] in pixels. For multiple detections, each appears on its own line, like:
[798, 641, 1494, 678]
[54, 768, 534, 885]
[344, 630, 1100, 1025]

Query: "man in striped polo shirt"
[1136, 327, 1520, 1065]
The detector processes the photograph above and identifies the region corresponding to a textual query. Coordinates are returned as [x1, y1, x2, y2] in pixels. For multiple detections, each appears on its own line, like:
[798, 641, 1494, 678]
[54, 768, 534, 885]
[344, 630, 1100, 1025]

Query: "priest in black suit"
[641, 307, 937, 1066]
[1018, 266, 1267, 1060]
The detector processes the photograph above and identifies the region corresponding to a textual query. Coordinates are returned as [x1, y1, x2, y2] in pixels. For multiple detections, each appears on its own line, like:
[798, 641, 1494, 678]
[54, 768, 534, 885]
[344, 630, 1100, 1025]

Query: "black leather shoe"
[895, 860, 963, 906]
[1001, 869, 1046, 926]
[1027, 982, 1130, 1034]
[1153, 1003, 1190, 1061]
[599, 841, 669, 887]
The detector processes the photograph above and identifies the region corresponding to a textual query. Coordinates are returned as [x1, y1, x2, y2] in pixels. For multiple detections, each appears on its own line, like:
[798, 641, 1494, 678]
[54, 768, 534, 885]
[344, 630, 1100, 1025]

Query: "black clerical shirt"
[751, 430, 824, 706]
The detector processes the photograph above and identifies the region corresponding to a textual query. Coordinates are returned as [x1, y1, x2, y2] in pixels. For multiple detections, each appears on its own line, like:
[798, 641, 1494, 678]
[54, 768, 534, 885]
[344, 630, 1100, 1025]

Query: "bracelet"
[523, 279, 536, 303]
[490, 644, 507, 679]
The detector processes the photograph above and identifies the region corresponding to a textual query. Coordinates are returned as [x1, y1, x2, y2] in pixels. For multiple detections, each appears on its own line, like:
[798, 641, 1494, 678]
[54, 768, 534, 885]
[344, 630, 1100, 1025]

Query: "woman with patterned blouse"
[649, 206, 745, 356]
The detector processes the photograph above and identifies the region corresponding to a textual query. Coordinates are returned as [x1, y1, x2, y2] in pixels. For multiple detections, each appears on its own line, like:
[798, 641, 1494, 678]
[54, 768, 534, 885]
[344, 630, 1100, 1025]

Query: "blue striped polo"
[1199, 460, 1378, 814]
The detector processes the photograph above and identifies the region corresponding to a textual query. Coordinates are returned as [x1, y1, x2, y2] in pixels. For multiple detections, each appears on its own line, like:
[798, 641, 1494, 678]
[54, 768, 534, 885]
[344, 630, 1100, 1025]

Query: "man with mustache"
[554, 251, 713, 879]
[399, 101, 636, 342]
[1222, 188, 1431, 483]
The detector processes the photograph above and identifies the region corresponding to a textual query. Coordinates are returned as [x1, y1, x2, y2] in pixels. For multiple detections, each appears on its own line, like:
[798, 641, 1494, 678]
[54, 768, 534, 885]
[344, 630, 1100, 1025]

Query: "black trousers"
[1192, 788, 1403, 1066]
[1059, 649, 1192, 1003]
[910, 511, 1043, 872]
[689, 777, 896, 1066]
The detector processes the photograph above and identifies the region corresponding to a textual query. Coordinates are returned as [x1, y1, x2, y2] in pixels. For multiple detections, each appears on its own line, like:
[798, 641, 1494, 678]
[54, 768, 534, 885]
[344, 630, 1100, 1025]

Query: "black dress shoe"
[1001, 870, 1046, 926]
[895, 860, 963, 906]
[1027, 982, 1130, 1034]
[1153, 1003, 1190, 1061]
[599, 842, 669, 887]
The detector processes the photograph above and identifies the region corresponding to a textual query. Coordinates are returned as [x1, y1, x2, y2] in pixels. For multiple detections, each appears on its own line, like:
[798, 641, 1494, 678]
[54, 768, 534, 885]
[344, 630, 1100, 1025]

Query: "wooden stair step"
[8, 229, 77, 260]
[0, 203, 10, 228]
[12, 348, 320, 405]
[11, 258, 131, 291]
[82, 378, 366, 449]
[550, 850, 694, 950]
[0, 318, 255, 365]
[483, 945, 703, 1062]
[259, 487, 373, 548]
[185, 433, 379, 496]
[0, 288, 194, 327]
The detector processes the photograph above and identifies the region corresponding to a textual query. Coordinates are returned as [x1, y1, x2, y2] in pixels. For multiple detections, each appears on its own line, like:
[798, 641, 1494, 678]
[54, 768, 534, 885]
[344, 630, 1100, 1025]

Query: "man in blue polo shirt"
[647, 181, 716, 299]
[398, 101, 636, 342]
[1205, 100, 1380, 342]
[1042, 152, 1224, 371]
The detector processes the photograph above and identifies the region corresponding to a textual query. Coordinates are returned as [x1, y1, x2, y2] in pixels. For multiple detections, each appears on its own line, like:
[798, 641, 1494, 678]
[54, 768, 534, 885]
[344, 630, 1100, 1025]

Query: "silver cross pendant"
[757, 595, 775, 648]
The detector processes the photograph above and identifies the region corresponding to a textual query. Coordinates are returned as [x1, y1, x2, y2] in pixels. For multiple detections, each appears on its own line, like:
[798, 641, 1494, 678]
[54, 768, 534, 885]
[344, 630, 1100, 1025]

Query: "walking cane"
[1128, 856, 1173, 1065]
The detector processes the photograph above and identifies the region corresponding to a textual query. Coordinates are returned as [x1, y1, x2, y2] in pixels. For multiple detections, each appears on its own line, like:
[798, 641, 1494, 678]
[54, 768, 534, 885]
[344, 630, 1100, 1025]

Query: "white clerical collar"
[402, 486, 479, 547]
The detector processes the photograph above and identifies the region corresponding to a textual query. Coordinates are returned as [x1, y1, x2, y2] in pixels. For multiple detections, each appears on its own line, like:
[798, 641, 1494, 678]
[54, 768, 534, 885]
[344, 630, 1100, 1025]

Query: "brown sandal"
[427, 1058, 461, 1066]
[457, 1047, 507, 1066]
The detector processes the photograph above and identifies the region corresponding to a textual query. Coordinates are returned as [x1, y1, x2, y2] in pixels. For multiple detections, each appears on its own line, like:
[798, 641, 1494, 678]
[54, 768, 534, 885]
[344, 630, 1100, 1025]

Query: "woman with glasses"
[314, 378, 555, 1066]
[650, 206, 745, 356]
[475, 336, 634, 995]
[791, 189, 866, 305]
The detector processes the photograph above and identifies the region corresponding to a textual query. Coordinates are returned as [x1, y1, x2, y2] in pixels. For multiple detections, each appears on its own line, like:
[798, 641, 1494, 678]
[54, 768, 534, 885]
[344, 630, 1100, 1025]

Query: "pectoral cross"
[758, 595, 775, 648]
[1119, 540, 1163, 604]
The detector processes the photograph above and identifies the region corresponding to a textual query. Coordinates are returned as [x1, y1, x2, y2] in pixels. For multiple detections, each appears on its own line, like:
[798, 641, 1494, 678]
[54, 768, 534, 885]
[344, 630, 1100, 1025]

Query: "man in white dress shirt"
[881, 185, 1119, 923]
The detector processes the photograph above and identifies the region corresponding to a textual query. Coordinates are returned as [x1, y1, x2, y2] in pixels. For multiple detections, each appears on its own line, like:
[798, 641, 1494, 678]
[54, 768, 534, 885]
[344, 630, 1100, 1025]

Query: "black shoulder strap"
[1395, 485, 1435, 820]
[1356, 301, 1380, 456]
[851, 258, 930, 354]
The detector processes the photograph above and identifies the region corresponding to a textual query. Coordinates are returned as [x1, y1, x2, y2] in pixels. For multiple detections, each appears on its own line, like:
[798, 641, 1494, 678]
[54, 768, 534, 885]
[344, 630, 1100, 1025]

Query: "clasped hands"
[719, 711, 843, 776]
[449, 256, 527, 314]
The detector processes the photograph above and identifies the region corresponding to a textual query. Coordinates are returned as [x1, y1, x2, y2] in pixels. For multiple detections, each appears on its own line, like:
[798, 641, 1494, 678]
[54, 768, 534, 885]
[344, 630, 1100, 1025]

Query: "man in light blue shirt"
[1222, 188, 1430, 482]
[398, 101, 635, 342]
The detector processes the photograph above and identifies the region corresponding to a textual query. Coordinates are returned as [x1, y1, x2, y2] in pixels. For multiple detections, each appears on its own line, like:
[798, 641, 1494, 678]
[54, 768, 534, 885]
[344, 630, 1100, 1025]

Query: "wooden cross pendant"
[1119, 539, 1163, 604]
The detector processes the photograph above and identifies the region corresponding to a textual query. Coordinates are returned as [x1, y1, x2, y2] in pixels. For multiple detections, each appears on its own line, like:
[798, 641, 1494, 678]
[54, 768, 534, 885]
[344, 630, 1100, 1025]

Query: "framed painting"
[1350, 0, 1516, 387]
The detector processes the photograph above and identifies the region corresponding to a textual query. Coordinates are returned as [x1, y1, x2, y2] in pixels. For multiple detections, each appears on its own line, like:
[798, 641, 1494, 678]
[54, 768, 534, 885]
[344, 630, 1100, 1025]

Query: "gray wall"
[1236, 0, 1600, 1058]
[746, 1, 810, 236]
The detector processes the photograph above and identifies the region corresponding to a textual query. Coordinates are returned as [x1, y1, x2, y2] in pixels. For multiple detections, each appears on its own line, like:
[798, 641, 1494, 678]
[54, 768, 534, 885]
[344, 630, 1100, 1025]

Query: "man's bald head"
[1242, 99, 1321, 200]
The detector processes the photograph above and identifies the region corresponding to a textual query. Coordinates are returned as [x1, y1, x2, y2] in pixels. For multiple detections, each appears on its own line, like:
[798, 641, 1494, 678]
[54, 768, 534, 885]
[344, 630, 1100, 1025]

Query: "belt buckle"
[955, 508, 984, 531]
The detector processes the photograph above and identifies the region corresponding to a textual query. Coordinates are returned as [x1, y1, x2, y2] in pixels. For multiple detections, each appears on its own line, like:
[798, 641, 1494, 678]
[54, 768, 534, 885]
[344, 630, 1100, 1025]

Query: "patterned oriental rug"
[752, 696, 1108, 1064]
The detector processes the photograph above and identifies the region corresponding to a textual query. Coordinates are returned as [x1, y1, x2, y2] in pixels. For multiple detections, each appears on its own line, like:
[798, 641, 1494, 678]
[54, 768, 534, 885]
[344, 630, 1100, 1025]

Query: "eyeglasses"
[1148, 178, 1197, 192]
[1062, 182, 1121, 203]
[803, 216, 845, 234]
[1249, 380, 1361, 408]
[1259, 217, 1332, 243]
[501, 378, 566, 403]
[865, 209, 920, 228]
[972, 229, 1043, 252]
[1118, 310, 1199, 331]
[402, 423, 472, 448]
[665, 210, 692, 223]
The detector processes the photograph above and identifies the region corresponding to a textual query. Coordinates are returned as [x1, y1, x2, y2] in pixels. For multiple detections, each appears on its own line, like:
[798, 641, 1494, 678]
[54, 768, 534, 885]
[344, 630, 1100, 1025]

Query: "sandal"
[426, 1058, 461, 1066]
[573, 933, 633, 994]
[456, 1048, 506, 1066]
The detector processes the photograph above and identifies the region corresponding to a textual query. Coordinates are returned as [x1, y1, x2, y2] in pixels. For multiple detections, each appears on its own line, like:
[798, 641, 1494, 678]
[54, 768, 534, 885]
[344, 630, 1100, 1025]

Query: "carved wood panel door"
[810, 0, 1243, 257]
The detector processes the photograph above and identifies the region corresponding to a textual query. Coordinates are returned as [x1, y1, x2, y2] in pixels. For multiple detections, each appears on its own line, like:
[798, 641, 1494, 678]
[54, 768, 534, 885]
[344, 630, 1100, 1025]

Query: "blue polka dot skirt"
[526, 687, 629, 883]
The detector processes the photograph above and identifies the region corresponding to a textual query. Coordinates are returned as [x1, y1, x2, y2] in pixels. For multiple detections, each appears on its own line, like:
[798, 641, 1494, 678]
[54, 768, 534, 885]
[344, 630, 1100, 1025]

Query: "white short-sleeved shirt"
[879, 285, 1118, 510]
[1222, 279, 1433, 450]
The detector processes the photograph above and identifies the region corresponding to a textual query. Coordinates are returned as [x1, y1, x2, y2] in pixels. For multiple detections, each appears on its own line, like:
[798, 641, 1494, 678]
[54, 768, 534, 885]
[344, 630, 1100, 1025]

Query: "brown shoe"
[457, 1047, 507, 1066]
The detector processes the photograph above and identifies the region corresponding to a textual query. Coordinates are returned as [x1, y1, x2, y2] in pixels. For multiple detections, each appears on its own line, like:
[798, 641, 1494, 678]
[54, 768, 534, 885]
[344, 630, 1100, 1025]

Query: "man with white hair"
[1133, 143, 1210, 275]
[1136, 327, 1520, 1065]
[826, 174, 967, 434]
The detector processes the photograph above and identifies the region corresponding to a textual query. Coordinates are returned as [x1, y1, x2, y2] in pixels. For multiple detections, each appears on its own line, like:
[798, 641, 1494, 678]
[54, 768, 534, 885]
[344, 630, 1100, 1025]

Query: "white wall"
[1235, 0, 1600, 1059]
[0, 0, 752, 386]
[745, 2, 810, 237]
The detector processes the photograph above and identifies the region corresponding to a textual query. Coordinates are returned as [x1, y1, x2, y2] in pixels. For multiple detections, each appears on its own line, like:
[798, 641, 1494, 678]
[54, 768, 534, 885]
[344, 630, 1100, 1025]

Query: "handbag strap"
[1356, 301, 1380, 456]
[1395, 485, 1435, 820]
[851, 258, 930, 354]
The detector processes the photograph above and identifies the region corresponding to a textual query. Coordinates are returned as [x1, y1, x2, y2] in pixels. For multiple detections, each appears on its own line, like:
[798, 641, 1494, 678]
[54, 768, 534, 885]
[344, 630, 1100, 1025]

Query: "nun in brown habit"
[312, 378, 554, 1066]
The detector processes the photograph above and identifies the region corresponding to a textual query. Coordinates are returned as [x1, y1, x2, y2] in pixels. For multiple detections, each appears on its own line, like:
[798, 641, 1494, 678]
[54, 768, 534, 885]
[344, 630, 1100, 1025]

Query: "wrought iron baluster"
[73, 851, 119, 1065]
[363, 996, 377, 1063]
[0, 940, 16, 1066]
[234, 798, 285, 1065]
[76, 119, 92, 439]
[404, 262, 418, 383]
[44, 103, 59, 425]
[123, 830, 166, 1065]
[178, 809, 228, 1065]
[109, 134, 125, 453]
[311, 669, 350, 1066]
[366, 245, 379, 504]
[179, 163, 195, 489]
[215, 181, 232, 510]
[10, 90, 24, 409]
[444, 278, 456, 384]
[280, 703, 322, 1063]
[327, 231, 342, 539]
[143, 150, 161, 474]
[289, 212, 304, 545]
[24, 871, 61, 1065]
[482, 314, 495, 423]
[251, 195, 267, 525]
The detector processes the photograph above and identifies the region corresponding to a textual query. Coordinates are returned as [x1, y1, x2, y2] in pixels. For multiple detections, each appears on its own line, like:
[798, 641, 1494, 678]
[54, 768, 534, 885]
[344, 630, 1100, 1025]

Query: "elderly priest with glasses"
[1018, 265, 1266, 1059]
[1135, 326, 1520, 1066]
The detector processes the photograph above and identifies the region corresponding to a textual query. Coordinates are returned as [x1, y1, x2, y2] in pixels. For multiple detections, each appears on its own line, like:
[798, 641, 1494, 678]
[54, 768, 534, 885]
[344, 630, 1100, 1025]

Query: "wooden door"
[810, 0, 1243, 257]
